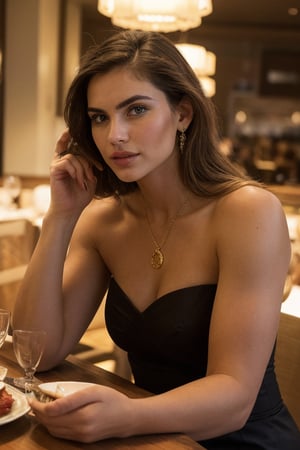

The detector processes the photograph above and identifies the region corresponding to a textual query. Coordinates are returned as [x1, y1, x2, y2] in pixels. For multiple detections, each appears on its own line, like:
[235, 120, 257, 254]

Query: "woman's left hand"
[29, 385, 134, 443]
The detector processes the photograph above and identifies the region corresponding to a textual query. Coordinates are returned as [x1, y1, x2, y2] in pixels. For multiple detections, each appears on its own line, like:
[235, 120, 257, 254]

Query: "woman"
[13, 30, 300, 448]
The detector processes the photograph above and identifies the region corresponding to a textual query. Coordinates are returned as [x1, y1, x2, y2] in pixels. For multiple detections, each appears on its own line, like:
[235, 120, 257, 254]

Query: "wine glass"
[3, 175, 22, 208]
[0, 309, 10, 348]
[0, 309, 10, 381]
[13, 329, 46, 389]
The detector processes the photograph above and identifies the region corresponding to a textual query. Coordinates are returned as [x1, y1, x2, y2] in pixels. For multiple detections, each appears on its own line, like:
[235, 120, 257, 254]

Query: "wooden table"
[0, 340, 205, 449]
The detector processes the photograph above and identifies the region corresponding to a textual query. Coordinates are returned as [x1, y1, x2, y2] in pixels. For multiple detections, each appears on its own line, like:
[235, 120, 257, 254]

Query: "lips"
[110, 151, 139, 167]
[111, 151, 137, 159]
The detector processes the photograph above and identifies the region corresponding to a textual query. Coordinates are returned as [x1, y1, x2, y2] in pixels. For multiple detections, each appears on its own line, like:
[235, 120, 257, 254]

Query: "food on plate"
[0, 382, 14, 416]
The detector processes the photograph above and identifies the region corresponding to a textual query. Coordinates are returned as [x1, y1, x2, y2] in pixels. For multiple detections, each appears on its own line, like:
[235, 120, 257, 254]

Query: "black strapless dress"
[105, 278, 300, 449]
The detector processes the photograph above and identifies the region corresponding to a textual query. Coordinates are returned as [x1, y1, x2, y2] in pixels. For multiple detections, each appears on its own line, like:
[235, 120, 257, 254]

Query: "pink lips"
[110, 151, 139, 167]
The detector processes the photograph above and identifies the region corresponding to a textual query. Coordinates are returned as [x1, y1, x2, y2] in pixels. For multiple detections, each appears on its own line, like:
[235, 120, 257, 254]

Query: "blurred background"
[0, 2, 300, 418]
[0, 0, 300, 185]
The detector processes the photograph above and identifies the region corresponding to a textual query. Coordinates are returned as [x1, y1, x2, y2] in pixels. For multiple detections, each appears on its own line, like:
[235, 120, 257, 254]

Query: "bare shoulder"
[73, 196, 125, 241]
[84, 196, 124, 221]
[214, 185, 285, 224]
[213, 185, 290, 252]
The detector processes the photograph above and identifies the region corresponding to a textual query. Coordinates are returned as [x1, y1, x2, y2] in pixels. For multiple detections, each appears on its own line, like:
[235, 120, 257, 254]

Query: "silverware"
[25, 384, 54, 403]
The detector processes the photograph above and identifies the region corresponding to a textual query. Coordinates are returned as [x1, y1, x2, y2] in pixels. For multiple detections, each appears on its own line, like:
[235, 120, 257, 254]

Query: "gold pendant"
[151, 248, 164, 269]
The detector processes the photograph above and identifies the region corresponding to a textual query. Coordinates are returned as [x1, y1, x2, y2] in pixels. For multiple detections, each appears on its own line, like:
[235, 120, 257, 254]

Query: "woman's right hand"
[49, 130, 98, 218]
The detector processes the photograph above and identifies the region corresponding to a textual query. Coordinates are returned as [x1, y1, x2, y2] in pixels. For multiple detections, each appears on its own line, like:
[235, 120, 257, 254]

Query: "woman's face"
[87, 67, 182, 183]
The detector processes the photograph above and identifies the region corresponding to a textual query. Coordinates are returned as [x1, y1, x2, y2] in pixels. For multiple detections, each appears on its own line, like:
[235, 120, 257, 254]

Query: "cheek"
[91, 130, 106, 155]
[91, 128, 101, 146]
[141, 116, 177, 148]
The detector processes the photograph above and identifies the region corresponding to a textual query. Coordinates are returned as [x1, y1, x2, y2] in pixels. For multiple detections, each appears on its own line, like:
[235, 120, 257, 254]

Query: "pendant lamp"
[97, 0, 213, 32]
[176, 43, 216, 96]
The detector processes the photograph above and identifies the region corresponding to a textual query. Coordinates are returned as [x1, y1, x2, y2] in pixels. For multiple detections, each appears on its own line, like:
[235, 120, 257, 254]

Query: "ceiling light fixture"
[176, 43, 216, 96]
[176, 43, 216, 77]
[198, 76, 216, 97]
[97, 0, 213, 32]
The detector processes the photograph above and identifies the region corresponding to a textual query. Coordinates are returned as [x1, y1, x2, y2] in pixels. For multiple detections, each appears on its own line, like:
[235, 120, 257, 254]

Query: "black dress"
[105, 278, 300, 449]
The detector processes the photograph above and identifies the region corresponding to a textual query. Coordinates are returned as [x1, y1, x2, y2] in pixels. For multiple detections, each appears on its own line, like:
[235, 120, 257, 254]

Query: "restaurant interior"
[0, 0, 300, 435]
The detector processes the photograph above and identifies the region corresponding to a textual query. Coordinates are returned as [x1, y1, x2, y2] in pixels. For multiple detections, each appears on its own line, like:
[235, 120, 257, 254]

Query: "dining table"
[0, 339, 206, 449]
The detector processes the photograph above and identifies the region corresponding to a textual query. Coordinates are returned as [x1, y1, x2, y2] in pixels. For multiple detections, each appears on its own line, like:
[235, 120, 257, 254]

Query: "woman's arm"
[12, 132, 109, 369]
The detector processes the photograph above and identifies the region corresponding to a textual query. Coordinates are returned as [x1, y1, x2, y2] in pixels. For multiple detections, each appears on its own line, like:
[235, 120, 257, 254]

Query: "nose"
[108, 117, 128, 145]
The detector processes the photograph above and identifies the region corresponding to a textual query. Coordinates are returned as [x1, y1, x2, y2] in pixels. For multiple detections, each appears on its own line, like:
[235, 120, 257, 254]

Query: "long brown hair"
[64, 29, 258, 197]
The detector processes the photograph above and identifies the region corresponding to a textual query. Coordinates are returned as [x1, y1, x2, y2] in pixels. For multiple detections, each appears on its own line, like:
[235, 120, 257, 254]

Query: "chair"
[275, 311, 300, 428]
[0, 218, 39, 313]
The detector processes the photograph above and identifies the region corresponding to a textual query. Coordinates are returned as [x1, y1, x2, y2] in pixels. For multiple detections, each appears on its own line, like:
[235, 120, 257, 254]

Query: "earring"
[179, 128, 186, 154]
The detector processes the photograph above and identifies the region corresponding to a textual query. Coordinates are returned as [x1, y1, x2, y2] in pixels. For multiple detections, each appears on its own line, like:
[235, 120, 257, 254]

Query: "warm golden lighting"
[205, 51, 216, 76]
[288, 7, 299, 16]
[291, 111, 300, 125]
[199, 76, 216, 97]
[176, 43, 216, 96]
[235, 110, 247, 124]
[98, 0, 213, 32]
[176, 43, 216, 76]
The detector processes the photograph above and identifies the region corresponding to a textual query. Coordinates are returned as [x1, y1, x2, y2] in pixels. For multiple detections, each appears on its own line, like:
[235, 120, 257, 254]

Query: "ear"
[177, 96, 193, 131]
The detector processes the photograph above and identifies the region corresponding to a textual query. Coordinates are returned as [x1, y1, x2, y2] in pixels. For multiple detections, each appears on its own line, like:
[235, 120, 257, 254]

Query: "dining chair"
[0, 218, 39, 313]
[275, 311, 300, 428]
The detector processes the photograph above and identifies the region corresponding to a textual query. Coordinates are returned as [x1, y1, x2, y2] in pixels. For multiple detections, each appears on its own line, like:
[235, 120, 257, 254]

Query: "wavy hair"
[64, 29, 258, 197]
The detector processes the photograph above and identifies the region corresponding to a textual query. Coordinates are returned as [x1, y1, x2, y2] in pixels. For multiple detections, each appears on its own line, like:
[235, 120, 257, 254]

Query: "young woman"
[13, 30, 300, 448]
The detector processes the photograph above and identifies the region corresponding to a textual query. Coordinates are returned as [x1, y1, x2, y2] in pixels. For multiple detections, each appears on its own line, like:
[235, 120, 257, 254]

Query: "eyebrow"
[88, 95, 153, 114]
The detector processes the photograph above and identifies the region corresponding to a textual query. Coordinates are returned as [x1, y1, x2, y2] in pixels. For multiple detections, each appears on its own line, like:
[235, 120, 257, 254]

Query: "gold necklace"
[144, 199, 188, 269]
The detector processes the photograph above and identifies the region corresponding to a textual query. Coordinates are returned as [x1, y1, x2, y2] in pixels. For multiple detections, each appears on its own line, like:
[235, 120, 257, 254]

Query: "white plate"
[0, 383, 30, 425]
[38, 381, 96, 399]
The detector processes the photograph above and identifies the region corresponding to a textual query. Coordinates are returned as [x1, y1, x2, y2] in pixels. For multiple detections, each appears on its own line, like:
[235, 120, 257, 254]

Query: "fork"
[25, 383, 54, 403]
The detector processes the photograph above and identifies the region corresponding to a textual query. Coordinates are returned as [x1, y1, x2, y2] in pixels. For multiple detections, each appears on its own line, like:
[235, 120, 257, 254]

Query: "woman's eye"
[89, 113, 106, 124]
[129, 105, 147, 116]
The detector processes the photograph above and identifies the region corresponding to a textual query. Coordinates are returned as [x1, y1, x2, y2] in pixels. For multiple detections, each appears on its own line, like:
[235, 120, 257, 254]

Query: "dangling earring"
[179, 128, 186, 155]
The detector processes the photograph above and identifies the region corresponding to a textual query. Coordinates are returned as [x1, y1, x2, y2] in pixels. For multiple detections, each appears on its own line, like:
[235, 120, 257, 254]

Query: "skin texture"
[13, 66, 291, 443]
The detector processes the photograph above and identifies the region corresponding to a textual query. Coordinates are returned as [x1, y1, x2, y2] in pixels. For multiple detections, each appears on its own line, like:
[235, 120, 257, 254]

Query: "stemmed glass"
[13, 329, 46, 389]
[0, 309, 10, 349]
[0, 309, 10, 380]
